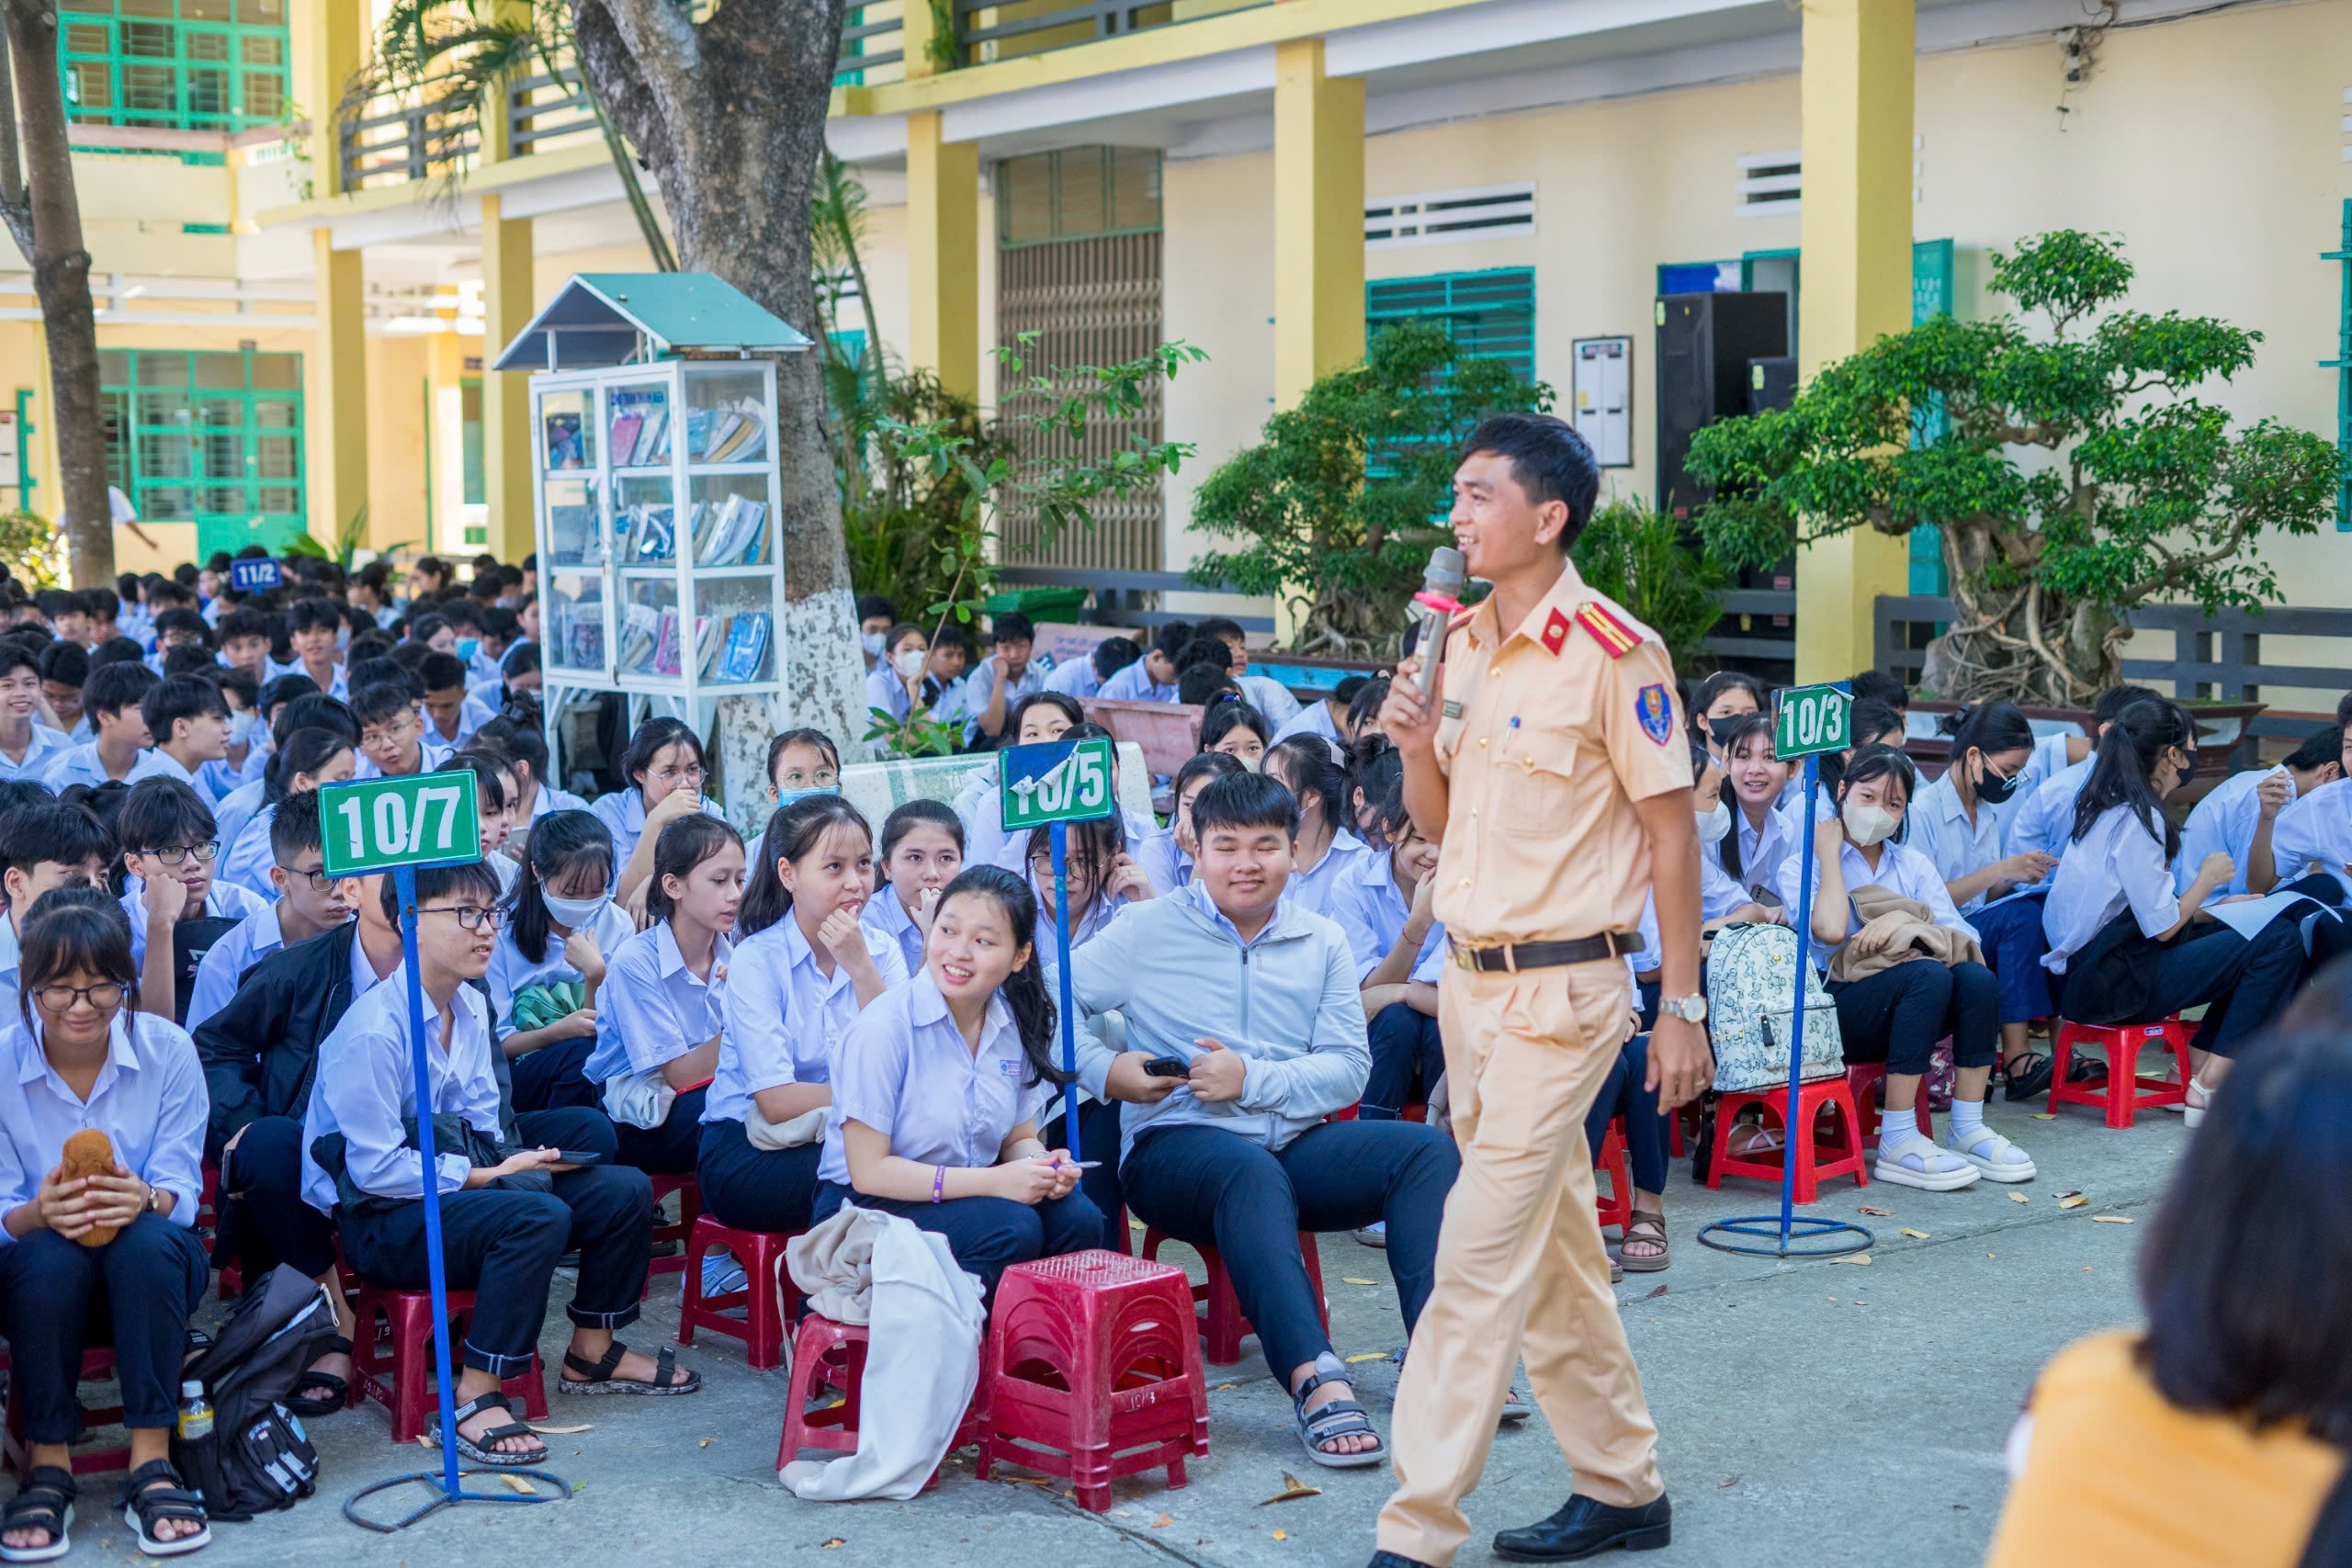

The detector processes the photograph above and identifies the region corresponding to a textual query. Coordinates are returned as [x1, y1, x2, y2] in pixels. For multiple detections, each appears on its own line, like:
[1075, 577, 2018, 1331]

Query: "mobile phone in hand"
[1142, 1055, 1190, 1078]
[555, 1149, 605, 1167]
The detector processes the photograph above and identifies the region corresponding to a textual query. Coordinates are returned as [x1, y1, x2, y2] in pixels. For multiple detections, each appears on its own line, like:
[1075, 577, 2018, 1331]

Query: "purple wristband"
[931, 1164, 946, 1204]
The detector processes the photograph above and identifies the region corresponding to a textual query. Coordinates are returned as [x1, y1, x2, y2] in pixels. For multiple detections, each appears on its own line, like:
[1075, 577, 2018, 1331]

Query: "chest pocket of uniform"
[1494, 727, 1576, 840]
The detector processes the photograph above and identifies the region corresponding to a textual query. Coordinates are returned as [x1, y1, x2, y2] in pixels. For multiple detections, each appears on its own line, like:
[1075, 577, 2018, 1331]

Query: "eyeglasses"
[277, 864, 337, 893]
[361, 714, 419, 747]
[138, 840, 220, 865]
[775, 769, 840, 790]
[34, 982, 124, 1013]
[1031, 852, 1102, 878]
[419, 904, 500, 931]
[651, 762, 706, 784]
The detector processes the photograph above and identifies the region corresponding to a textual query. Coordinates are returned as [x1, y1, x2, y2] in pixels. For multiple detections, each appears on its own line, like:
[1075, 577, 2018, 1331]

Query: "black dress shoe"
[1494, 1494, 1671, 1562]
[1365, 1554, 1437, 1568]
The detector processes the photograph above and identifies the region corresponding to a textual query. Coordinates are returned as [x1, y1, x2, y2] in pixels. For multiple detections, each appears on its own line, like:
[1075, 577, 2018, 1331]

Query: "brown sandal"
[1619, 1210, 1669, 1273]
[1726, 1120, 1785, 1159]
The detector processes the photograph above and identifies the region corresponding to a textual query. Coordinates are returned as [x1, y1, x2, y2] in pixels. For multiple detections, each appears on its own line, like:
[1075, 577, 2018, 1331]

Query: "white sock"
[1949, 1096, 1986, 1142]
[1879, 1111, 1928, 1160]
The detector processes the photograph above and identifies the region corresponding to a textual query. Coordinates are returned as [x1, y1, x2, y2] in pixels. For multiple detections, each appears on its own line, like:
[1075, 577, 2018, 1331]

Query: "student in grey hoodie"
[1069, 771, 1460, 1472]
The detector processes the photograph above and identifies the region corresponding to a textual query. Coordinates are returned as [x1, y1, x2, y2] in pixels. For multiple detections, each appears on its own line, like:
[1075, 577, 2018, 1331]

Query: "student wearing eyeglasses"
[590, 717, 724, 917]
[348, 675, 455, 782]
[114, 778, 269, 1027]
[185, 792, 352, 1032]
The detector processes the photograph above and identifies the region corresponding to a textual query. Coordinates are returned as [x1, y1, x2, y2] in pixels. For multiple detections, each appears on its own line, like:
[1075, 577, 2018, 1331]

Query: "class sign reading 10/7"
[1774, 682, 1852, 761]
[1000, 738, 1114, 833]
[319, 772, 483, 878]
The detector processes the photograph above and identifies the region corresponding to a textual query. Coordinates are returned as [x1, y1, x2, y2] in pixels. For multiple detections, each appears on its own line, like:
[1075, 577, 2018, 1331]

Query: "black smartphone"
[1142, 1055, 1190, 1078]
[554, 1149, 605, 1167]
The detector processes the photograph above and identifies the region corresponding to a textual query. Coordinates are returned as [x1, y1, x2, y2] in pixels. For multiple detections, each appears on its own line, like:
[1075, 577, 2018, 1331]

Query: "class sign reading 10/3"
[319, 773, 483, 878]
[1774, 682, 1852, 760]
[1001, 738, 1115, 833]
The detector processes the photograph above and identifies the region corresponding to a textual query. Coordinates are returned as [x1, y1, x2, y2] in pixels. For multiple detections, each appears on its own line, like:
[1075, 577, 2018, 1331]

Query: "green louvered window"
[60, 0, 290, 133]
[1366, 267, 1536, 383]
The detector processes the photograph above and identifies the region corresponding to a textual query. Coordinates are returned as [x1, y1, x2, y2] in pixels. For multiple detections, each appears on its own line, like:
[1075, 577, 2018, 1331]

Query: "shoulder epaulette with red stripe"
[1575, 601, 1643, 659]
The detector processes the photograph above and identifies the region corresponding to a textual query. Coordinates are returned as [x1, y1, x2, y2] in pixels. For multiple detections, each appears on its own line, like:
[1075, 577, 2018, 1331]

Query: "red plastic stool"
[646, 1172, 701, 1287]
[1137, 1227, 1326, 1367]
[1705, 1077, 1869, 1203]
[2049, 1018, 2192, 1128]
[774, 1314, 983, 1487]
[677, 1215, 798, 1371]
[2, 1348, 130, 1476]
[1843, 1063, 1935, 1145]
[976, 1249, 1206, 1512]
[1593, 1120, 1632, 1237]
[350, 1283, 547, 1443]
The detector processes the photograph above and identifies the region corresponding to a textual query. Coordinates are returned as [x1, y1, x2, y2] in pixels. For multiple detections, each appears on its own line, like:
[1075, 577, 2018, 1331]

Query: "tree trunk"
[568, 0, 870, 756]
[3, 1, 113, 587]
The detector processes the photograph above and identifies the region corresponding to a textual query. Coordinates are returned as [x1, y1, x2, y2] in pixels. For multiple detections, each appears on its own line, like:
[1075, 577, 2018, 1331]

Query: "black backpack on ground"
[171, 1265, 338, 1520]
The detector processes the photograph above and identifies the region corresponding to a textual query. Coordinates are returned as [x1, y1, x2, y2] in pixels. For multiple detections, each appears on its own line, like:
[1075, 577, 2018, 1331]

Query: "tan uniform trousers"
[1375, 957, 1665, 1566]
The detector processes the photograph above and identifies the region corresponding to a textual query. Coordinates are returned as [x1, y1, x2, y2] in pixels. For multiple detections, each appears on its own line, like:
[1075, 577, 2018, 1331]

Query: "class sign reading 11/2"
[1774, 682, 1852, 761]
[319, 772, 483, 878]
[1000, 737, 1114, 833]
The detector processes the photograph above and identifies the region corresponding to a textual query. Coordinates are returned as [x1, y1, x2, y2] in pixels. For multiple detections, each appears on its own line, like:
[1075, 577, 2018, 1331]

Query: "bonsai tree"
[1188, 321, 1553, 657]
[1686, 230, 2337, 705]
[1571, 499, 1726, 678]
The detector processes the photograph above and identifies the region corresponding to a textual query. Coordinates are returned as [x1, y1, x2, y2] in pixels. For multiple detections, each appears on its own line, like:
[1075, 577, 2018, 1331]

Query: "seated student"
[961, 611, 1044, 746]
[420, 650, 493, 749]
[0, 893, 214, 1558]
[440, 750, 520, 896]
[1586, 1013, 1679, 1275]
[405, 612, 455, 658]
[116, 778, 270, 1025]
[854, 593, 895, 673]
[764, 728, 841, 807]
[0, 801, 113, 1023]
[1801, 696, 1909, 819]
[706, 797, 906, 1240]
[42, 660, 158, 792]
[1074, 772, 1461, 1467]
[123, 673, 232, 791]
[481, 640, 538, 706]
[2004, 684, 2165, 864]
[0, 643, 71, 784]
[186, 791, 351, 1032]
[304, 863, 695, 1466]
[1199, 694, 1271, 772]
[1136, 751, 1243, 897]
[865, 623, 932, 726]
[815, 863, 1101, 1301]
[862, 799, 964, 976]
[2043, 699, 2308, 1124]
[592, 716, 721, 916]
[471, 605, 518, 692]
[2264, 724, 2352, 900]
[1174, 659, 1238, 714]
[39, 639, 88, 739]
[2193, 727, 2337, 899]
[216, 691, 351, 859]
[1272, 673, 1370, 757]
[266, 598, 346, 698]
[1710, 712, 1798, 902]
[350, 674, 455, 783]
[147, 607, 211, 672]
[1848, 668, 1909, 719]
[1986, 1018, 2352, 1568]
[219, 726, 357, 900]
[214, 608, 272, 684]
[1097, 623, 1188, 704]
[1022, 813, 1155, 946]
[200, 667, 261, 804]
[489, 809, 632, 1114]
[1347, 736, 1400, 849]
[922, 623, 978, 735]
[1192, 615, 1302, 727]
[584, 816, 743, 1173]
[1694, 670, 1766, 749]
[1329, 770, 1449, 1126]
[476, 714, 585, 829]
[1042, 634, 1138, 701]
[1779, 743, 2029, 1191]
[1908, 703, 2067, 1099]
[1266, 735, 1373, 918]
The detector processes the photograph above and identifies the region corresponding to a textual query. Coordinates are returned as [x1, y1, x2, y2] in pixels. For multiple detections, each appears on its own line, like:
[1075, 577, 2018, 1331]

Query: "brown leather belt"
[1449, 932, 1641, 973]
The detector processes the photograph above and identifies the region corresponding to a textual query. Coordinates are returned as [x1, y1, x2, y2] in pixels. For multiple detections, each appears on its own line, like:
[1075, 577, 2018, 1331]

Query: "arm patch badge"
[1636, 683, 1675, 746]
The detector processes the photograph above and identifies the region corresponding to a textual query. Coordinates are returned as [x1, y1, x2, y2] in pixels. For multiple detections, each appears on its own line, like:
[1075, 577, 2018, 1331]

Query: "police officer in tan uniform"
[1366, 414, 1713, 1568]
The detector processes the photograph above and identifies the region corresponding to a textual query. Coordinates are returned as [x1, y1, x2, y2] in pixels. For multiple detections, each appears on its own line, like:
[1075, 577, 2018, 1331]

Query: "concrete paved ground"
[46, 1094, 2178, 1568]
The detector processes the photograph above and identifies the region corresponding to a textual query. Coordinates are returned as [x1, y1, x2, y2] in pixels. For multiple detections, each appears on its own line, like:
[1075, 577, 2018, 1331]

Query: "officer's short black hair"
[1462, 413, 1601, 549]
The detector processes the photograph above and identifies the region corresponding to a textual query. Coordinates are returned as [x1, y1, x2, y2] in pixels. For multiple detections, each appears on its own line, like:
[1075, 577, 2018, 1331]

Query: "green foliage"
[284, 505, 406, 573]
[1569, 500, 1726, 677]
[1186, 321, 1554, 657]
[862, 706, 958, 759]
[0, 513, 63, 589]
[1686, 230, 2337, 705]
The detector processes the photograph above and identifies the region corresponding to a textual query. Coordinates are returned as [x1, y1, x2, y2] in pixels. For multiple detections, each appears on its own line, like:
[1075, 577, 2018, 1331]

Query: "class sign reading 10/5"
[1774, 682, 1852, 760]
[1001, 738, 1114, 833]
[319, 773, 483, 878]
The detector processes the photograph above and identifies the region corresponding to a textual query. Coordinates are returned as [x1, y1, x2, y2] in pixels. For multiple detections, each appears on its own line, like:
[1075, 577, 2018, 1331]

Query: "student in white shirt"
[584, 815, 743, 1173]
[441, 750, 521, 897]
[864, 622, 932, 727]
[420, 650, 494, 749]
[1330, 774, 1448, 1123]
[2003, 685, 2164, 864]
[589, 716, 722, 915]
[266, 598, 346, 699]
[1020, 812, 1154, 959]
[1042, 636, 1139, 702]
[1096, 624, 1186, 704]
[921, 624, 977, 734]
[218, 727, 356, 901]
[116, 778, 271, 1027]
[348, 674, 455, 783]
[185, 791, 353, 1033]
[704, 797, 906, 1238]
[862, 800, 964, 976]
[2042, 699, 2310, 1124]
[474, 714, 588, 830]
[1711, 713, 1798, 903]
[1271, 677, 1362, 759]
[763, 728, 841, 807]
[2263, 725, 2352, 901]
[2198, 725, 2342, 897]
[961, 611, 1046, 747]
[126, 673, 232, 789]
[0, 644, 71, 784]
[41, 660, 158, 793]
[489, 809, 634, 1114]
[1266, 735, 1374, 919]
[1694, 671, 1767, 758]
[1779, 745, 2026, 1191]
[1190, 616, 1303, 727]
[1199, 695, 1272, 771]
[198, 667, 260, 804]
[854, 593, 894, 673]
[37, 639, 86, 741]
[1136, 752, 1241, 897]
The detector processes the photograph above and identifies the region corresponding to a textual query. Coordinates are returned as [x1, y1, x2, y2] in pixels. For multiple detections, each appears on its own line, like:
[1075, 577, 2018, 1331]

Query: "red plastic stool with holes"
[976, 1249, 1206, 1512]
[774, 1314, 983, 1487]
[2, 1348, 129, 1476]
[1705, 1077, 1869, 1203]
[1593, 1120, 1632, 1237]
[1842, 1063, 1935, 1145]
[1137, 1227, 1326, 1367]
[350, 1283, 547, 1443]
[678, 1215, 798, 1371]
[645, 1172, 701, 1288]
[2050, 1018, 2193, 1128]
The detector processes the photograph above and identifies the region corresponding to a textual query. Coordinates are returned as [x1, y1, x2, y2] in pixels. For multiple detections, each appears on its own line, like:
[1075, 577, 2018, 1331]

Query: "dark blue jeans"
[1363, 1002, 1444, 1120]
[1829, 960, 2001, 1075]
[0, 1213, 209, 1441]
[811, 1179, 1102, 1303]
[511, 1035, 600, 1112]
[1119, 1119, 1458, 1383]
[221, 1112, 340, 1279]
[1583, 1033, 1671, 1195]
[1972, 893, 2053, 1026]
[696, 1118, 821, 1235]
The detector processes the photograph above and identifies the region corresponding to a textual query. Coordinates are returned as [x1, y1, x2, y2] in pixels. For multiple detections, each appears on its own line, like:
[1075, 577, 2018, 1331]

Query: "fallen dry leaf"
[1272, 1529, 1288, 1542]
[2091, 1214, 2134, 1225]
[2030, 1111, 2057, 1121]
[820, 1540, 845, 1550]
[2008, 1193, 2030, 1204]
[1340, 1277, 1380, 1287]
[1343, 1351, 1389, 1365]
[698, 1437, 715, 1449]
[1858, 1204, 1894, 1217]
[1261, 1473, 1323, 1506]
[1642, 1283, 1668, 1300]
[1717, 1475, 1739, 1488]
[501, 1475, 536, 1496]
[2058, 1195, 2090, 1210]
[1151, 1515, 1171, 1529]
[1987, 1253, 1996, 1258]
[1213, 1382, 1238, 1392]
[1829, 1253, 1872, 1267]
[528, 1422, 592, 1434]
[2055, 1190, 2083, 1200]
[1899, 1227, 1930, 1240]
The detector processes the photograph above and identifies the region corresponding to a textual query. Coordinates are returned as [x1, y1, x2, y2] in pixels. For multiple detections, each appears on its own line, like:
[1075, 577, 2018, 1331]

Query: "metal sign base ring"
[1696, 1215, 1874, 1259]
[343, 1468, 570, 1533]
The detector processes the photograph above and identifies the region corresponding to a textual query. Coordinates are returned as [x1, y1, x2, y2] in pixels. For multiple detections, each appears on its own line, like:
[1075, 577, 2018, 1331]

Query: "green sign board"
[1000, 738, 1115, 834]
[319, 772, 482, 878]
[1774, 683, 1852, 760]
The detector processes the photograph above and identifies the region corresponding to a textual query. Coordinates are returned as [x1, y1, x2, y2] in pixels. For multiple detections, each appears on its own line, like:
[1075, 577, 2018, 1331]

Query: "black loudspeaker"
[1655, 292, 1788, 520]
[1747, 356, 1798, 415]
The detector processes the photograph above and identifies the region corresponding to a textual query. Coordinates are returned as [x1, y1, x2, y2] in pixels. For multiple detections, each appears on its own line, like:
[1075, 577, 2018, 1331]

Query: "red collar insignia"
[1540, 607, 1572, 656]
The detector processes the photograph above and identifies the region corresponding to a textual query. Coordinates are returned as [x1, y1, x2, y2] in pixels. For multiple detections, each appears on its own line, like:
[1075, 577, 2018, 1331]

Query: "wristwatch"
[1659, 993, 1708, 1025]
[143, 1182, 164, 1214]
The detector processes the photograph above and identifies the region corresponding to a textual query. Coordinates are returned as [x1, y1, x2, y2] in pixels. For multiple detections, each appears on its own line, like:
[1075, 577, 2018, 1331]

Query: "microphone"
[1405, 545, 1465, 667]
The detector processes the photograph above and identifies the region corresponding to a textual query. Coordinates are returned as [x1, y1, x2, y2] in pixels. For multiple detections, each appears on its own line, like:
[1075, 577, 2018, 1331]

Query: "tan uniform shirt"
[1431, 559, 1690, 944]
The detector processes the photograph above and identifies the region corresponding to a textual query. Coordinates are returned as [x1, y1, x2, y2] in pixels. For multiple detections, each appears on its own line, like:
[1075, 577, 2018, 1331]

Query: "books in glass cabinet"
[608, 390, 671, 468]
[681, 398, 769, 464]
[612, 495, 767, 568]
[615, 604, 772, 683]
[543, 412, 585, 469]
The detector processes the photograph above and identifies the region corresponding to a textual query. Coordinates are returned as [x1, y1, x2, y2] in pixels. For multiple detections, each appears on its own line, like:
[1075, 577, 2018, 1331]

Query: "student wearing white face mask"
[865, 624, 933, 727]
[855, 594, 895, 673]
[488, 811, 636, 1114]
[1778, 744, 2028, 1191]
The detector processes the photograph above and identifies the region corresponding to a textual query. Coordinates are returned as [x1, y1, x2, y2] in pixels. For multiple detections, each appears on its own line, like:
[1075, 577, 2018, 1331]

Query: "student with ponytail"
[489, 809, 633, 1113]
[861, 800, 965, 976]
[1136, 751, 1242, 897]
[814, 863, 1100, 1301]
[703, 796, 906, 1238]
[1265, 735, 1373, 918]
[216, 725, 356, 898]
[1197, 695, 1271, 771]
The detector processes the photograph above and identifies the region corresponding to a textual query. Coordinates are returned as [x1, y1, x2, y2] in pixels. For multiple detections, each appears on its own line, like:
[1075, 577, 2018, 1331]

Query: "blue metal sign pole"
[1048, 820, 1080, 1159]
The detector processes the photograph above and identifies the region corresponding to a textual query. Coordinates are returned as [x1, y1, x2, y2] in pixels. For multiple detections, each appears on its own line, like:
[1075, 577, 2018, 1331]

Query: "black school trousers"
[0, 1213, 209, 1441]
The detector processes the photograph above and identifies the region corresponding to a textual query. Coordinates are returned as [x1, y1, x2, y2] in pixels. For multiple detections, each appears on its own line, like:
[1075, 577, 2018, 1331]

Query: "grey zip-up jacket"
[1069, 883, 1369, 1162]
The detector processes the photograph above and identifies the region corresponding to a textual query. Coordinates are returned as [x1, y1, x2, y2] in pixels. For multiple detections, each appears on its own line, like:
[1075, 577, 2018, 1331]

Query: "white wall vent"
[1364, 183, 1535, 250]
[1736, 152, 1801, 218]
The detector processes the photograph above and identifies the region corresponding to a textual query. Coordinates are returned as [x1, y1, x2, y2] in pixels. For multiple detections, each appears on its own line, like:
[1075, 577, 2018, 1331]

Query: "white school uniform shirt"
[2004, 758, 2094, 865]
[426, 695, 497, 750]
[1133, 825, 1192, 896]
[217, 805, 281, 900]
[1283, 829, 1374, 920]
[2268, 775, 2352, 898]
[40, 740, 139, 793]
[865, 663, 919, 724]
[469, 649, 503, 689]
[957, 659, 1046, 744]
[187, 904, 331, 1032]
[0, 724, 73, 784]
[1328, 851, 1448, 984]
[125, 746, 209, 788]
[585, 921, 730, 1084]
[521, 781, 592, 824]
[1996, 730, 2078, 835]
[2041, 803, 2181, 975]
[1041, 658, 1101, 700]
[195, 756, 245, 805]
[485, 898, 636, 1041]
[120, 879, 273, 967]
[299, 967, 501, 1212]
[266, 659, 348, 700]
[1271, 699, 1341, 753]
[858, 888, 928, 977]
[1237, 672, 1302, 727]
[1773, 833, 1977, 970]
[1698, 840, 1752, 921]
[817, 967, 1044, 1187]
[1906, 770, 2009, 913]
[1716, 796, 1802, 902]
[707, 913, 908, 1124]
[2177, 765, 2288, 897]
[0, 1010, 206, 1239]
[212, 779, 267, 866]
[586, 789, 726, 885]
[1096, 661, 1176, 704]
[0, 917, 22, 1034]
[349, 734, 456, 782]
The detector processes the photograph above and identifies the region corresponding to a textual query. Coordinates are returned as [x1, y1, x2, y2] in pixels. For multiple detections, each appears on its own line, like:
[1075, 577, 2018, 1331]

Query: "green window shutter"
[1366, 266, 1536, 384]
[60, 0, 290, 136]
[102, 347, 305, 558]
[1908, 238, 1957, 595]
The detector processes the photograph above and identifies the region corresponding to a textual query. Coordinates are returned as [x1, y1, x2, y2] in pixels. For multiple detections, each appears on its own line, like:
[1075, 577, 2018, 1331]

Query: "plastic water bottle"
[176, 1382, 212, 1443]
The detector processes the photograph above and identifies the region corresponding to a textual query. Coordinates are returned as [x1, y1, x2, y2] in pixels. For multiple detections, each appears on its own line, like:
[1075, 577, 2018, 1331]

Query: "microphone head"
[1424, 545, 1465, 592]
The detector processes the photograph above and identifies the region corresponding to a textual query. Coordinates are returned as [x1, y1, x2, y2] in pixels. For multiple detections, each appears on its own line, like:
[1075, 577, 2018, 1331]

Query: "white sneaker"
[1873, 1140, 1982, 1190]
[2181, 1076, 2214, 1129]
[1353, 1222, 1388, 1248]
[1946, 1123, 2036, 1182]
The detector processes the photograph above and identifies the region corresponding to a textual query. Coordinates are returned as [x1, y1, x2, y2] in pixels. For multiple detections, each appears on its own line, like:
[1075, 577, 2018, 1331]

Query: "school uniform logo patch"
[1635, 683, 1674, 746]
[998, 1058, 1024, 1080]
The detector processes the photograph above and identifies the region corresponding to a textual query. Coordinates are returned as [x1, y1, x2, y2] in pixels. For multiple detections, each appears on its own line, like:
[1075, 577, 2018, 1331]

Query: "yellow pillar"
[306, 0, 361, 197]
[906, 110, 978, 400]
[901, 0, 942, 78]
[311, 231, 369, 551]
[481, 194, 536, 566]
[1794, 0, 1913, 683]
[1271, 37, 1363, 410]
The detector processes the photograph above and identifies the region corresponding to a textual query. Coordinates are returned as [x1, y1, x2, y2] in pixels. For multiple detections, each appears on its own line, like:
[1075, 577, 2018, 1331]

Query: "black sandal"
[0, 1465, 74, 1563]
[437, 1393, 548, 1467]
[559, 1340, 700, 1396]
[2003, 1052, 2055, 1101]
[115, 1459, 209, 1558]
[284, 1335, 354, 1417]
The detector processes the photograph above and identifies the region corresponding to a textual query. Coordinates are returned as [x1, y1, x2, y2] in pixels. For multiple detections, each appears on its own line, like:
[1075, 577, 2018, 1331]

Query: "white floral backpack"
[1703, 922, 1846, 1093]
